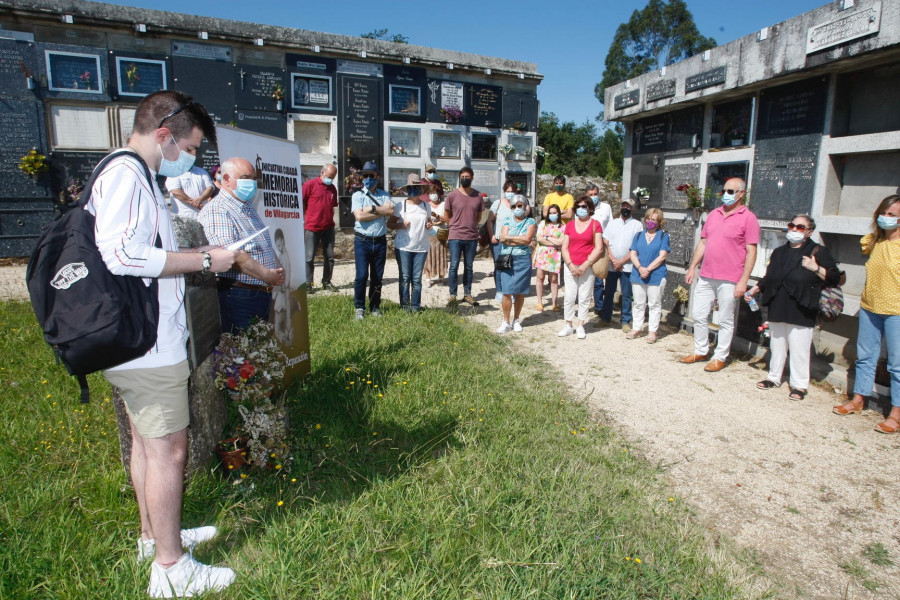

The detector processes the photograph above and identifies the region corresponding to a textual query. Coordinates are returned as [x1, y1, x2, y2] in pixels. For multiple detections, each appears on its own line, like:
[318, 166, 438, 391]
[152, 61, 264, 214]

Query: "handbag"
[588, 221, 609, 279]
[495, 250, 513, 270]
[811, 246, 846, 321]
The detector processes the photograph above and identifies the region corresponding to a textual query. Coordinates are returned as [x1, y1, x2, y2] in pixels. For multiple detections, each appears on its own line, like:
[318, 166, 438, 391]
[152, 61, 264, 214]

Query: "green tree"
[360, 29, 409, 44]
[537, 112, 623, 181]
[594, 0, 715, 109]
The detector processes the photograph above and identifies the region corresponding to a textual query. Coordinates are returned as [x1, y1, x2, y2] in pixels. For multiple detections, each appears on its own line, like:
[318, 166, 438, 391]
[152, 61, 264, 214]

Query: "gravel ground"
[6, 257, 899, 598]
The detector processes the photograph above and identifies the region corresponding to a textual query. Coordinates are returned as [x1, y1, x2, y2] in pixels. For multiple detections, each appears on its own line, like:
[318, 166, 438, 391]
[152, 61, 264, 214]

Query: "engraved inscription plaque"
[685, 66, 726, 93]
[665, 221, 695, 267]
[647, 79, 676, 102]
[614, 89, 640, 110]
[757, 77, 827, 139]
[663, 163, 700, 209]
[807, 2, 881, 54]
[751, 136, 820, 220]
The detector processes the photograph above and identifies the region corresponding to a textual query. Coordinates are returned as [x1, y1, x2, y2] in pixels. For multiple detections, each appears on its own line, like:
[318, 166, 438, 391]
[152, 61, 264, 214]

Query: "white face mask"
[785, 231, 806, 244]
[429, 193, 439, 202]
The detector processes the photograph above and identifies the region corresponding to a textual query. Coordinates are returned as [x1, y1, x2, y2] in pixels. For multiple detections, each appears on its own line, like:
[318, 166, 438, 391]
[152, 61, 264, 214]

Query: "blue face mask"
[589, 195, 599, 204]
[513, 207, 525, 218]
[427, 172, 436, 180]
[408, 187, 420, 197]
[363, 177, 377, 189]
[158, 135, 196, 177]
[505, 192, 515, 201]
[576, 207, 589, 219]
[322, 177, 333, 186]
[548, 213, 559, 223]
[233, 179, 258, 202]
[721, 191, 739, 206]
[877, 215, 899, 230]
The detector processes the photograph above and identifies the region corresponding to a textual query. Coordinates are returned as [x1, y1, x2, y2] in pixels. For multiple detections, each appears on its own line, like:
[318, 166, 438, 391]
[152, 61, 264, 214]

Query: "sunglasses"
[575, 204, 589, 209]
[786, 222, 809, 231]
[157, 101, 194, 129]
[723, 188, 742, 195]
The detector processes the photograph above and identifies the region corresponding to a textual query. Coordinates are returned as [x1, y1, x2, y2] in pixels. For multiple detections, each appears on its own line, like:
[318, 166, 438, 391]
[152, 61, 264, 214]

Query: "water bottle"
[746, 292, 759, 312]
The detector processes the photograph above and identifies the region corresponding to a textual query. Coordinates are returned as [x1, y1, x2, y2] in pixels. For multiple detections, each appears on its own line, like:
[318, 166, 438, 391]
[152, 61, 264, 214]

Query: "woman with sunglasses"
[833, 196, 900, 433]
[558, 197, 605, 339]
[746, 214, 841, 399]
[496, 195, 536, 333]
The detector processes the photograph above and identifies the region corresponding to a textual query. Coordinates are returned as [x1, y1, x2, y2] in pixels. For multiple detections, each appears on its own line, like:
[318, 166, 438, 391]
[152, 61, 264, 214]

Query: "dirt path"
[7, 258, 899, 598]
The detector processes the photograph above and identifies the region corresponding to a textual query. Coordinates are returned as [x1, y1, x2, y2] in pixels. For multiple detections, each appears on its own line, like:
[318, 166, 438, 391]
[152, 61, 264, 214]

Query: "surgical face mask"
[548, 213, 559, 223]
[785, 230, 806, 244]
[363, 177, 377, 189]
[427, 172, 436, 180]
[513, 207, 525, 218]
[721, 191, 739, 206]
[877, 214, 899, 230]
[505, 192, 516, 201]
[620, 207, 632, 219]
[322, 177, 333, 186]
[233, 178, 258, 202]
[645, 220, 658, 231]
[589, 195, 599, 203]
[158, 135, 195, 177]
[554, 185, 564, 192]
[429, 193, 439, 202]
[459, 177, 472, 188]
[576, 207, 589, 219]
[407, 187, 420, 197]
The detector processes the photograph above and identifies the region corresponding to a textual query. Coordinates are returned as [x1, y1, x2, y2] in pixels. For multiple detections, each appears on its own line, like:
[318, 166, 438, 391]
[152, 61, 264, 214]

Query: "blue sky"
[115, 0, 826, 126]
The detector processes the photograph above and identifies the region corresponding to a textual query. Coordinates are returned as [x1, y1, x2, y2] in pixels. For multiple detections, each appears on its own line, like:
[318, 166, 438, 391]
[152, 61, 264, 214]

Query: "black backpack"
[26, 150, 162, 403]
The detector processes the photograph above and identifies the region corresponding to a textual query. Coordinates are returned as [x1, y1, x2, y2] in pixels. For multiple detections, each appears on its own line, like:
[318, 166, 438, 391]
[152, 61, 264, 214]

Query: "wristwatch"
[369, 204, 376, 214]
[200, 251, 212, 274]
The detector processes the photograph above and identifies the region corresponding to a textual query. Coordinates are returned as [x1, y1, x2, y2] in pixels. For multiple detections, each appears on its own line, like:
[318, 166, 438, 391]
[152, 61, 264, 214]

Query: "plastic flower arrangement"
[672, 285, 690, 304]
[533, 145, 546, 157]
[344, 166, 364, 195]
[125, 63, 141, 88]
[440, 106, 464, 123]
[271, 83, 285, 102]
[213, 320, 287, 405]
[632, 186, 650, 198]
[390, 141, 407, 155]
[675, 183, 711, 209]
[500, 143, 516, 155]
[19, 148, 49, 176]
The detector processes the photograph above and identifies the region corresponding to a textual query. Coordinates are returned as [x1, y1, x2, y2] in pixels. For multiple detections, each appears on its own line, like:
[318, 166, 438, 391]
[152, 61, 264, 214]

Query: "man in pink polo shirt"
[680, 177, 760, 372]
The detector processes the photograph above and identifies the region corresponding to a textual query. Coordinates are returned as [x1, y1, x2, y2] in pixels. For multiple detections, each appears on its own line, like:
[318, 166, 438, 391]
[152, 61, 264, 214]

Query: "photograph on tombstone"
[217, 126, 311, 381]
[114, 57, 167, 97]
[292, 73, 332, 111]
[46, 50, 102, 93]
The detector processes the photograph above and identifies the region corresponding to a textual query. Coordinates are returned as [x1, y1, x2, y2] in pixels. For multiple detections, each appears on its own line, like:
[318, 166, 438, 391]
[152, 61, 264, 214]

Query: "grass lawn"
[0, 297, 769, 599]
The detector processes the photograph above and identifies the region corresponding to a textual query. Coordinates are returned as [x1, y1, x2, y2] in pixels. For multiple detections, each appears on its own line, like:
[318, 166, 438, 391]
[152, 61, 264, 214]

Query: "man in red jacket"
[302, 164, 339, 292]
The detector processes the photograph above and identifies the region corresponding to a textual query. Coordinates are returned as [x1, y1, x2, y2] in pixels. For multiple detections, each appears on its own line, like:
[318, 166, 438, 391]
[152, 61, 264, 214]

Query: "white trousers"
[632, 278, 667, 333]
[766, 321, 814, 390]
[563, 266, 595, 324]
[692, 276, 738, 361]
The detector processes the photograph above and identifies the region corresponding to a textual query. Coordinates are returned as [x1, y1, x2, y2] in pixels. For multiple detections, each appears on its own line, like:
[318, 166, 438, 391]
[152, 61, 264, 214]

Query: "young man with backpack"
[85, 91, 237, 597]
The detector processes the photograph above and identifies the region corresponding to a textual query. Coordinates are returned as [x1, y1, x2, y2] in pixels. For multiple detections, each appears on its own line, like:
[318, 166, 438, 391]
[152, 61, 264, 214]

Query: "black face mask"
[621, 208, 632, 218]
[459, 178, 472, 188]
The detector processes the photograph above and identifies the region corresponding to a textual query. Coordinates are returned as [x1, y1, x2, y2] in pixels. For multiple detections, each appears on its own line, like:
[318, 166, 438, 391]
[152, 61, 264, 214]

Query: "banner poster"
[216, 125, 311, 381]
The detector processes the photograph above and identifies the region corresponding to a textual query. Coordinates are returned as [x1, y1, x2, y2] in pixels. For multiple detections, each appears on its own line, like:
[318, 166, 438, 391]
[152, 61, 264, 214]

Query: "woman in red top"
[559, 197, 605, 339]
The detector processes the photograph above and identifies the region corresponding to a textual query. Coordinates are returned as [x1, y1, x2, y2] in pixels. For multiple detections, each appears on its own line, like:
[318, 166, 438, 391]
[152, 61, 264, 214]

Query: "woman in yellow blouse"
[833, 195, 900, 433]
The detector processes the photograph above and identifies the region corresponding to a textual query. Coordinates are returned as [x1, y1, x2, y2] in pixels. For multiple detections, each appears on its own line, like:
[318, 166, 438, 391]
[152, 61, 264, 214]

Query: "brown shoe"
[679, 353, 708, 364]
[462, 295, 480, 306]
[832, 400, 863, 415]
[704, 359, 727, 372]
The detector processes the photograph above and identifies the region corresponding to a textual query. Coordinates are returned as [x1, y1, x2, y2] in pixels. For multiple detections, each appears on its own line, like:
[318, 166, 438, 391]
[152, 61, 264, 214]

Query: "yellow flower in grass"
[378, 394, 383, 398]
[635, 558, 642, 564]
[240, 473, 247, 479]
[277, 500, 284, 507]
[315, 424, 321, 430]
[291, 478, 297, 482]
[275, 464, 282, 470]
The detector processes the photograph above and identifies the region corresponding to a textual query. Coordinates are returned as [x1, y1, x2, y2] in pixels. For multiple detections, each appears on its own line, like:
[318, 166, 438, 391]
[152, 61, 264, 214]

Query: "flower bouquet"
[19, 148, 48, 180]
[440, 106, 464, 123]
[675, 183, 708, 209]
[500, 143, 516, 156]
[672, 285, 690, 304]
[632, 186, 649, 199]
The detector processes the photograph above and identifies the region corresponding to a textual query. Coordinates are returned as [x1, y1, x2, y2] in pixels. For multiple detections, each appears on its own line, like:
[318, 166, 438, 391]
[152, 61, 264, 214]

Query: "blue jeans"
[218, 286, 271, 333]
[448, 239, 477, 298]
[593, 276, 605, 315]
[398, 250, 427, 311]
[600, 270, 633, 324]
[853, 309, 900, 407]
[353, 235, 386, 311]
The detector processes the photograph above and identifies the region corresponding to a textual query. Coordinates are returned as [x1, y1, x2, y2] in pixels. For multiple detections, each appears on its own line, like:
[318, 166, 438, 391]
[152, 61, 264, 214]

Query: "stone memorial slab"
[629, 154, 663, 205]
[285, 53, 334, 74]
[0, 96, 48, 199]
[111, 53, 169, 100]
[234, 109, 287, 138]
[661, 270, 687, 319]
[384, 64, 425, 123]
[472, 169, 500, 199]
[685, 66, 726, 93]
[425, 79, 466, 124]
[234, 64, 285, 112]
[647, 79, 676, 102]
[0, 38, 39, 97]
[668, 106, 704, 152]
[337, 60, 382, 77]
[48, 151, 104, 201]
[664, 220, 696, 267]
[471, 133, 497, 161]
[751, 135, 820, 220]
[502, 89, 538, 131]
[757, 77, 827, 139]
[338, 74, 382, 172]
[466, 83, 502, 128]
[807, 2, 881, 54]
[37, 43, 110, 101]
[663, 163, 700, 209]
[172, 55, 234, 126]
[632, 116, 667, 155]
[0, 196, 56, 257]
[172, 40, 231, 62]
[614, 89, 640, 110]
[184, 279, 221, 369]
[432, 130, 461, 159]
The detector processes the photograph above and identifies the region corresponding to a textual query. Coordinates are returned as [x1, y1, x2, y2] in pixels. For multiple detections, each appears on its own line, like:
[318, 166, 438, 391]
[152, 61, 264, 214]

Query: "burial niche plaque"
[751, 137, 820, 220]
[614, 89, 640, 110]
[471, 133, 497, 161]
[757, 77, 827, 140]
[466, 83, 502, 127]
[647, 79, 676, 102]
[234, 65, 285, 112]
[339, 75, 382, 171]
[115, 57, 167, 98]
[663, 163, 700, 209]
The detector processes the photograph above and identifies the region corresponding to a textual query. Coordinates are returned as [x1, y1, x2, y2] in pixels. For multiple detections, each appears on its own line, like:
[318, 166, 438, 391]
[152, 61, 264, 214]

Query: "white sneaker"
[512, 320, 523, 332]
[557, 325, 574, 337]
[137, 526, 219, 564]
[147, 553, 235, 598]
[576, 325, 586, 339]
[355, 308, 364, 320]
[496, 321, 512, 334]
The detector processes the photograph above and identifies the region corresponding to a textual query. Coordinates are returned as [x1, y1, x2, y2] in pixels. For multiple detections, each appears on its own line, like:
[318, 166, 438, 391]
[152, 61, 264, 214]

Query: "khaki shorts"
[104, 360, 190, 439]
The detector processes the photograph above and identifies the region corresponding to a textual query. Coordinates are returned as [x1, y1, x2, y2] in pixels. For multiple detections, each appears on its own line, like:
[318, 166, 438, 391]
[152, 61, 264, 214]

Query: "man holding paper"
[198, 157, 285, 332]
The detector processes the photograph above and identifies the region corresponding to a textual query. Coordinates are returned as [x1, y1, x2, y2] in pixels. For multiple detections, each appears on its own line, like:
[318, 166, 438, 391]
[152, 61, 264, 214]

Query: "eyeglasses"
[723, 188, 742, 195]
[786, 222, 809, 231]
[157, 101, 194, 129]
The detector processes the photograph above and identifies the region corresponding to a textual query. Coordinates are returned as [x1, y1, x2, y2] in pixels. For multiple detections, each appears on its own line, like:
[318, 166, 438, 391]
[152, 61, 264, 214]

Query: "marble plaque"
[807, 2, 881, 54]
[338, 74, 382, 172]
[647, 79, 676, 102]
[663, 163, 700, 209]
[751, 135, 820, 220]
[234, 65, 285, 112]
[0, 38, 39, 97]
[633, 117, 667, 155]
[466, 83, 502, 127]
[184, 279, 221, 369]
[685, 66, 726, 93]
[614, 89, 640, 110]
[502, 89, 538, 131]
[757, 77, 827, 139]
[0, 97, 47, 198]
[664, 221, 696, 267]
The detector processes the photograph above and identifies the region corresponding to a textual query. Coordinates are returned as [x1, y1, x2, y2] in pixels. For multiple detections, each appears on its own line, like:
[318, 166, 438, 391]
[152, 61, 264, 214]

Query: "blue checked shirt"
[198, 188, 277, 286]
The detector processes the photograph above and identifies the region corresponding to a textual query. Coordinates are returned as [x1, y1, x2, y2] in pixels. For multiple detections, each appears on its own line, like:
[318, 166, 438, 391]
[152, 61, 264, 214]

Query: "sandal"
[647, 332, 657, 344]
[874, 416, 900, 434]
[535, 303, 544, 312]
[756, 380, 778, 390]
[832, 399, 863, 415]
[788, 388, 807, 400]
